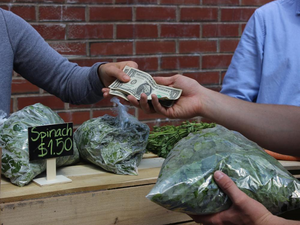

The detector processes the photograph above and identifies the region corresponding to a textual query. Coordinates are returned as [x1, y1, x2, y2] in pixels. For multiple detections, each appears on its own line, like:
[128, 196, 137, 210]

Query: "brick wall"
[1, 0, 272, 129]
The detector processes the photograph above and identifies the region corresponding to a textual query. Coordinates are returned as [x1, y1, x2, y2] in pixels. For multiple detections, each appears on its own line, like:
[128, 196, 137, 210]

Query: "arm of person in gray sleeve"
[5, 10, 135, 105]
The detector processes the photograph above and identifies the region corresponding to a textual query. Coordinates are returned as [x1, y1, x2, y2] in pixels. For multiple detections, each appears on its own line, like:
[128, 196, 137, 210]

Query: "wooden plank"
[0, 184, 193, 225]
[0, 158, 164, 203]
[279, 160, 300, 171]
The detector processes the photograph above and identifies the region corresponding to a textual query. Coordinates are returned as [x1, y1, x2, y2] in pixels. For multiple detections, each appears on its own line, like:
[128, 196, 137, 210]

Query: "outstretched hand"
[128, 75, 205, 119]
[189, 171, 279, 225]
[99, 61, 138, 97]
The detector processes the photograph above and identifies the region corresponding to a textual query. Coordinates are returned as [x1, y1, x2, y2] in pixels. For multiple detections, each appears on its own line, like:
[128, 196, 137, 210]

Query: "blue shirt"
[221, 0, 300, 106]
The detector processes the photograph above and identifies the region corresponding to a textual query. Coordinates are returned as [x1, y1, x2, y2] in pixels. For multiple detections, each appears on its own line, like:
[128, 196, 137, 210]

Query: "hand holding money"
[109, 66, 182, 107]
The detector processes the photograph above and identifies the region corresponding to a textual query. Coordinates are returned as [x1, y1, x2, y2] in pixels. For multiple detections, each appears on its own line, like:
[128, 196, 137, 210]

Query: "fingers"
[102, 88, 110, 98]
[151, 94, 168, 115]
[139, 93, 156, 113]
[127, 95, 140, 107]
[153, 76, 174, 86]
[125, 61, 138, 69]
[107, 65, 130, 83]
[213, 171, 246, 203]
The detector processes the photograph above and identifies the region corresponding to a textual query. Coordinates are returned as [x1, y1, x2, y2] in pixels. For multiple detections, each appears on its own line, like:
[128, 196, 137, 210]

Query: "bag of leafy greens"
[0, 103, 80, 187]
[146, 125, 300, 215]
[74, 97, 150, 175]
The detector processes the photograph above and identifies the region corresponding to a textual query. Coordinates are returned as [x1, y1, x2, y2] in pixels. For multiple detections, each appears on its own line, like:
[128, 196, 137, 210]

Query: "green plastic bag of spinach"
[0, 103, 80, 187]
[146, 125, 300, 215]
[74, 97, 150, 175]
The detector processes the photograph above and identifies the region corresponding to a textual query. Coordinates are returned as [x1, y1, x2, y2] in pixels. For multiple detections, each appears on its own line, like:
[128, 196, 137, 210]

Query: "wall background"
[0, 0, 272, 129]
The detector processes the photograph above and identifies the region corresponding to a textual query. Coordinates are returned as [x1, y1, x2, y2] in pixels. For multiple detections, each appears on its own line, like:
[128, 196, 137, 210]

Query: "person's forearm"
[201, 88, 300, 156]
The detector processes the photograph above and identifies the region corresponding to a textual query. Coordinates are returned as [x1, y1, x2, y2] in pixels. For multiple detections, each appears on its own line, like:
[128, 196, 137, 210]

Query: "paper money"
[109, 66, 182, 106]
[109, 88, 176, 107]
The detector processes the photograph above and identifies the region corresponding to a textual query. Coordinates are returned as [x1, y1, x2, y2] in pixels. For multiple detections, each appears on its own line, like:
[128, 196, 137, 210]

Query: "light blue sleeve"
[220, 10, 265, 102]
[5, 10, 104, 105]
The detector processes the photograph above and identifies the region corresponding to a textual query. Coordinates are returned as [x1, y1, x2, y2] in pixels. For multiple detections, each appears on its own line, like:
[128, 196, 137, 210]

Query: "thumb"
[214, 170, 246, 203]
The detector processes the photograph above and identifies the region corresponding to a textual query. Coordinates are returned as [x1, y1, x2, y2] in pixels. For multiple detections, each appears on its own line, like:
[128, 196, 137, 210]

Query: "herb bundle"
[146, 121, 215, 158]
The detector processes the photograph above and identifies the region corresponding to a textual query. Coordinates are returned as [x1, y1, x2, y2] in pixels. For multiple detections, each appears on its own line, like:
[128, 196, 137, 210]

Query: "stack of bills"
[109, 66, 182, 107]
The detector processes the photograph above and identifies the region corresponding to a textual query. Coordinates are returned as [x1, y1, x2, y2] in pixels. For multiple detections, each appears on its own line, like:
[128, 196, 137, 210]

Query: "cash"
[109, 66, 182, 107]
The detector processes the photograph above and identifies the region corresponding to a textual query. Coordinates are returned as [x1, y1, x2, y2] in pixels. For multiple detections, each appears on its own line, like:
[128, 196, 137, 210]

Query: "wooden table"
[1, 155, 300, 225]
[0, 154, 197, 225]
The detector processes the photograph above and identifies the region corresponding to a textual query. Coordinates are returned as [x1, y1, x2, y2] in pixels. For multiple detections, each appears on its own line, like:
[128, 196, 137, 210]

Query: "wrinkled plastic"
[0, 110, 7, 125]
[146, 125, 300, 215]
[0, 103, 80, 187]
[74, 97, 150, 175]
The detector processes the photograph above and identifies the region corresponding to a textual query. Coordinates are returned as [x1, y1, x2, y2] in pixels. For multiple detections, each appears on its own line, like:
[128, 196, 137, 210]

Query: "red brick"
[161, 24, 200, 38]
[92, 108, 135, 118]
[161, 56, 200, 70]
[179, 40, 217, 53]
[116, 24, 158, 39]
[160, 0, 199, 4]
[180, 7, 218, 21]
[69, 58, 111, 67]
[0, 5, 9, 10]
[116, 0, 157, 3]
[241, 23, 247, 32]
[32, 24, 65, 40]
[87, 95, 128, 108]
[17, 96, 65, 110]
[152, 72, 177, 77]
[136, 57, 159, 71]
[138, 108, 167, 121]
[90, 6, 132, 21]
[16, 0, 64, 3]
[221, 70, 227, 83]
[11, 6, 36, 21]
[241, 0, 273, 6]
[69, 98, 113, 109]
[58, 111, 90, 125]
[39, 6, 85, 21]
[136, 41, 176, 55]
[136, 6, 176, 21]
[203, 0, 239, 5]
[116, 57, 159, 72]
[11, 79, 39, 94]
[221, 8, 255, 22]
[220, 39, 239, 52]
[183, 71, 220, 85]
[92, 109, 115, 118]
[66, 0, 112, 3]
[202, 23, 239, 37]
[10, 98, 13, 113]
[202, 54, 233, 69]
[49, 42, 86, 56]
[91, 42, 133, 56]
[68, 24, 113, 40]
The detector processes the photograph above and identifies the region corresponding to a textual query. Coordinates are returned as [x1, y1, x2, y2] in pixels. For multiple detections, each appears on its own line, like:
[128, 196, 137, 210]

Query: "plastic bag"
[0, 103, 80, 187]
[146, 125, 300, 215]
[74, 97, 150, 175]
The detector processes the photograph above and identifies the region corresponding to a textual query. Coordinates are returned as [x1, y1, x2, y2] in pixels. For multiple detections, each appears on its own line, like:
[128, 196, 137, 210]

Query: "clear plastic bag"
[74, 97, 150, 175]
[0, 103, 80, 187]
[146, 125, 300, 215]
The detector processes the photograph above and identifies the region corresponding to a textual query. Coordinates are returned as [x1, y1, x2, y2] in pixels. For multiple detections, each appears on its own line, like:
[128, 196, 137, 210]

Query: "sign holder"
[33, 158, 72, 186]
[28, 123, 74, 187]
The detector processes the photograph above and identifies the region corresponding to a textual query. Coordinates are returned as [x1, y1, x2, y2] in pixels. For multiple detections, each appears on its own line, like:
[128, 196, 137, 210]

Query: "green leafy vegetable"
[147, 125, 300, 215]
[146, 121, 215, 158]
[74, 98, 150, 175]
[0, 103, 79, 187]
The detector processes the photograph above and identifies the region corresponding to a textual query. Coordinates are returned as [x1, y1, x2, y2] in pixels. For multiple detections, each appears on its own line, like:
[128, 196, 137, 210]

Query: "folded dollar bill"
[109, 66, 182, 107]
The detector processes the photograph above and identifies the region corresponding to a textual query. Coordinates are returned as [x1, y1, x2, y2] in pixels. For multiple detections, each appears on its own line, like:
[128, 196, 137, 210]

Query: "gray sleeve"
[5, 10, 104, 105]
